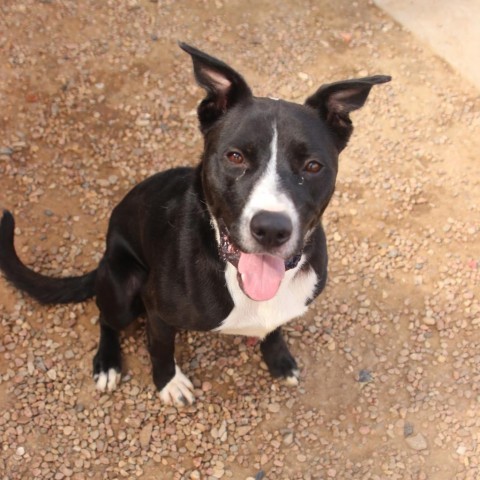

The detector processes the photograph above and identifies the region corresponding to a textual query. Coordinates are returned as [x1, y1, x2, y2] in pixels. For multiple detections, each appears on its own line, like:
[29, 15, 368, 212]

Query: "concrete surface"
[374, 0, 480, 91]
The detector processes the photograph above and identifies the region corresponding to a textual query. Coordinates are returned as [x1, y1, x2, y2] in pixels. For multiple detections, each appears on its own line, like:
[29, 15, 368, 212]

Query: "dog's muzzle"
[218, 220, 302, 301]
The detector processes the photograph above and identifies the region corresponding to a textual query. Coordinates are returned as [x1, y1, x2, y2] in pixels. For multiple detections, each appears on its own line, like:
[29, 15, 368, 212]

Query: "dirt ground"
[1, 1, 479, 479]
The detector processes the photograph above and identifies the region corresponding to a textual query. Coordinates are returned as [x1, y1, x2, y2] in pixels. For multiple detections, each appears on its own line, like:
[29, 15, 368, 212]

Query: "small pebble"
[358, 369, 373, 383]
[404, 422, 414, 437]
[139, 423, 153, 448]
[406, 433, 428, 451]
[268, 403, 281, 413]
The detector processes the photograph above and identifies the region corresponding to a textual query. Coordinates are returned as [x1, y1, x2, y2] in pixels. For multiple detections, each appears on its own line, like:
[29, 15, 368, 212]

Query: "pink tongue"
[238, 253, 286, 301]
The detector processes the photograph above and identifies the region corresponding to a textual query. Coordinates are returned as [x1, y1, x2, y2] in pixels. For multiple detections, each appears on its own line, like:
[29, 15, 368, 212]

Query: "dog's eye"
[226, 151, 244, 165]
[304, 160, 323, 174]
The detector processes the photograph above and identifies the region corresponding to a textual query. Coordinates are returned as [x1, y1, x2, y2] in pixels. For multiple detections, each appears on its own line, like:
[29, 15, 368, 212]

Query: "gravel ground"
[1, 1, 480, 479]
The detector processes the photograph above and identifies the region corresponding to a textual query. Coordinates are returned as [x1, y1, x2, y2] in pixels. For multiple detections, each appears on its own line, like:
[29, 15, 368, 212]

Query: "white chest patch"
[215, 256, 318, 339]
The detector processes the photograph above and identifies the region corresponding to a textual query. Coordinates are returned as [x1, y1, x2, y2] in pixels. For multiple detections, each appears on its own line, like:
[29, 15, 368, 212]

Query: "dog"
[0, 43, 390, 405]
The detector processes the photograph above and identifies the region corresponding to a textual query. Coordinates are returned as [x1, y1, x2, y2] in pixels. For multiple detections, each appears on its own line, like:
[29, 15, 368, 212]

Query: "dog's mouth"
[218, 222, 301, 302]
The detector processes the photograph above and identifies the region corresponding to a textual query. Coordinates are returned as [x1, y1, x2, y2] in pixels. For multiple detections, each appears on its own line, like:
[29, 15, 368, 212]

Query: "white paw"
[284, 369, 300, 386]
[159, 366, 195, 406]
[94, 368, 121, 392]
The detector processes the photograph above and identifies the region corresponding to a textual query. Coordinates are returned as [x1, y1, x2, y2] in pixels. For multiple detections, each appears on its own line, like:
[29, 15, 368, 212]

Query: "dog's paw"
[94, 368, 122, 392]
[263, 351, 300, 385]
[93, 353, 121, 392]
[268, 358, 300, 386]
[159, 366, 195, 406]
[284, 368, 300, 386]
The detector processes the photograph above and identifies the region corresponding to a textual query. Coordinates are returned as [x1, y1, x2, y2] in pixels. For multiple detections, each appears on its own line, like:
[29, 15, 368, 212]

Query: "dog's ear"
[305, 75, 391, 151]
[179, 43, 253, 131]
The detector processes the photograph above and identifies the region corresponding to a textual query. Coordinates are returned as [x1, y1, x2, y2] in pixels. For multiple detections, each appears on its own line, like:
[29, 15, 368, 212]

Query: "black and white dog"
[0, 44, 390, 405]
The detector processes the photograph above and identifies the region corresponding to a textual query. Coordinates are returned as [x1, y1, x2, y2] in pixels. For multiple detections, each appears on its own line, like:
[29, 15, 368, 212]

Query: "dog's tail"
[0, 210, 97, 305]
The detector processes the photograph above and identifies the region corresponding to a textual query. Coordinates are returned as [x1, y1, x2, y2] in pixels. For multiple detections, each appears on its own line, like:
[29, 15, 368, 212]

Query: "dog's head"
[181, 43, 390, 301]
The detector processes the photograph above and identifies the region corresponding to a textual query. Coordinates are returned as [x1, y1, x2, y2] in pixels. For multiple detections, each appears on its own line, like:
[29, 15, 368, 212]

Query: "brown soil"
[1, 1, 479, 479]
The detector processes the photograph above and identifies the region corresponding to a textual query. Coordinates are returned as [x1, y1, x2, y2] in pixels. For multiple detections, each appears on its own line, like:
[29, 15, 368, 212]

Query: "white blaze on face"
[240, 122, 298, 255]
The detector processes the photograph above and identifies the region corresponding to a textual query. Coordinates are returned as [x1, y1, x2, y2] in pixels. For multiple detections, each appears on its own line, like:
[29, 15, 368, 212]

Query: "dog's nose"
[250, 210, 292, 248]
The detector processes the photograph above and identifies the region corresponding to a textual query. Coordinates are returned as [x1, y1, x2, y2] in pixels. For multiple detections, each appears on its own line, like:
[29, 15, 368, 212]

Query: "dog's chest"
[215, 258, 318, 338]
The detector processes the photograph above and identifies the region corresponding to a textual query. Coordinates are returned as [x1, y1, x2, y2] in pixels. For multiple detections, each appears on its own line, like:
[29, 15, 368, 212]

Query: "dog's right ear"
[179, 43, 252, 131]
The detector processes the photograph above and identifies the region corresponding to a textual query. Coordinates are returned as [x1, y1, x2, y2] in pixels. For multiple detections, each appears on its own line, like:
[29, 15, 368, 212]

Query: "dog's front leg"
[146, 316, 194, 406]
[260, 328, 300, 386]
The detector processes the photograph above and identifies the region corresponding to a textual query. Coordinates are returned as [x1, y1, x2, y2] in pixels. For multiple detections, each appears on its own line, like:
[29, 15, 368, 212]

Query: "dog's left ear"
[179, 43, 253, 131]
[305, 75, 391, 151]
